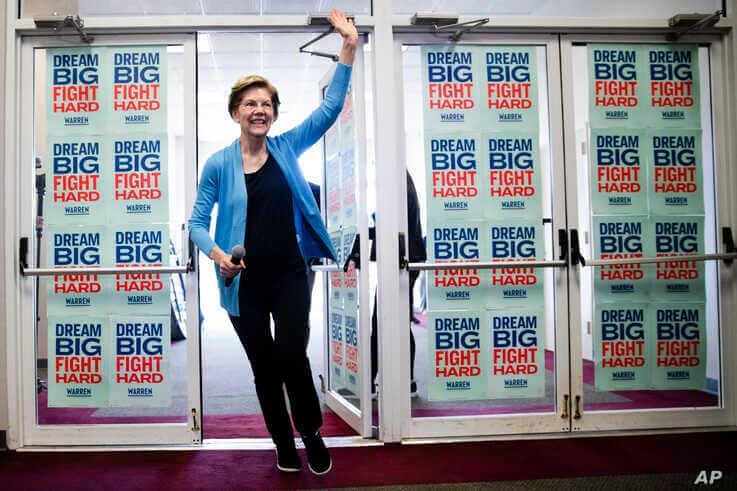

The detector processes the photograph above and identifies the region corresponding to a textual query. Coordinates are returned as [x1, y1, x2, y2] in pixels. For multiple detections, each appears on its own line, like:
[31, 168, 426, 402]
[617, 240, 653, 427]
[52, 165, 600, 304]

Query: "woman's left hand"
[329, 9, 358, 64]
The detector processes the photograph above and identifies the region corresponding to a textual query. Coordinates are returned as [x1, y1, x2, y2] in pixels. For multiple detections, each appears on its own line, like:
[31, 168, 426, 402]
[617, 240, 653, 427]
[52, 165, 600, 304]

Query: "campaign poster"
[644, 45, 700, 128]
[46, 225, 108, 314]
[109, 316, 170, 406]
[328, 230, 343, 309]
[46, 48, 105, 136]
[340, 149, 357, 227]
[484, 132, 542, 218]
[651, 303, 706, 390]
[108, 46, 167, 132]
[107, 224, 170, 314]
[588, 44, 644, 128]
[421, 45, 479, 131]
[326, 154, 342, 229]
[487, 221, 544, 309]
[342, 226, 358, 310]
[428, 311, 486, 401]
[594, 304, 650, 391]
[488, 310, 545, 398]
[47, 315, 107, 407]
[46, 136, 107, 225]
[650, 216, 705, 300]
[329, 308, 345, 391]
[343, 311, 359, 395]
[593, 216, 650, 300]
[108, 134, 169, 223]
[481, 46, 539, 133]
[648, 129, 703, 215]
[426, 220, 489, 310]
[425, 133, 483, 219]
[589, 129, 647, 215]
[324, 119, 340, 160]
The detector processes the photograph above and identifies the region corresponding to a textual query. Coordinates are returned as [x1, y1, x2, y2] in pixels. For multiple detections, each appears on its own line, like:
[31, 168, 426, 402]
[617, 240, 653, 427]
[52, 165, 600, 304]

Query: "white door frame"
[383, 33, 572, 440]
[560, 33, 737, 432]
[319, 40, 373, 438]
[8, 33, 200, 447]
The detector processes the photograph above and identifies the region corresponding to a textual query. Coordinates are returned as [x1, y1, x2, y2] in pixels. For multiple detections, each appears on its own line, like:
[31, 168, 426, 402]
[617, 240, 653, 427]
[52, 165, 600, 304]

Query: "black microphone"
[224, 245, 245, 287]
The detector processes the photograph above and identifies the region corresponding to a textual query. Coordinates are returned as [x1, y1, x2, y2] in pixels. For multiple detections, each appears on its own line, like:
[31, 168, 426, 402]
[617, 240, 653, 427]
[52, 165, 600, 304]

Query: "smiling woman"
[188, 8, 358, 475]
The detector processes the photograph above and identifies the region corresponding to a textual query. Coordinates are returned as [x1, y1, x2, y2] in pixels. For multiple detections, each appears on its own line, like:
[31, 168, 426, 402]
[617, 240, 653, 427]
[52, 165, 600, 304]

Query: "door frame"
[560, 33, 737, 432]
[384, 33, 572, 440]
[8, 33, 200, 447]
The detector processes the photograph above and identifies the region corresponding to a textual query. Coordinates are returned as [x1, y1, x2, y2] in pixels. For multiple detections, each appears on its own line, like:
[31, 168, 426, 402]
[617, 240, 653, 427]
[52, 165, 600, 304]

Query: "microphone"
[224, 245, 245, 287]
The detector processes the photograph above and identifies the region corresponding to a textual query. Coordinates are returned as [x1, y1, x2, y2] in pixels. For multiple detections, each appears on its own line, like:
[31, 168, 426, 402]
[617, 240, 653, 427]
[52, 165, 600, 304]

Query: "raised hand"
[328, 8, 358, 65]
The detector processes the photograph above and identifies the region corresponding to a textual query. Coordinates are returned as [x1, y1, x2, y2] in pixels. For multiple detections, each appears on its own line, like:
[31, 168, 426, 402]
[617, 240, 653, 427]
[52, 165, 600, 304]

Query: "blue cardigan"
[189, 63, 351, 316]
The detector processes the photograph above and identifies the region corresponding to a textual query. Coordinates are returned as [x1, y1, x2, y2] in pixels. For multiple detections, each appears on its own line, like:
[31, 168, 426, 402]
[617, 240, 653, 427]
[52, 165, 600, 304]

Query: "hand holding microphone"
[224, 245, 246, 287]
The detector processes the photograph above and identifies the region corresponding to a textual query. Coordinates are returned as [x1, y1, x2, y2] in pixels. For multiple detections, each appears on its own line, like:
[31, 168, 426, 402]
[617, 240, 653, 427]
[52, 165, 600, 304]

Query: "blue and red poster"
[46, 136, 107, 225]
[487, 221, 544, 308]
[488, 310, 545, 398]
[593, 216, 650, 300]
[645, 45, 700, 128]
[427, 221, 488, 309]
[589, 129, 647, 215]
[482, 46, 539, 133]
[588, 45, 643, 128]
[484, 133, 542, 217]
[109, 316, 170, 406]
[48, 316, 107, 407]
[46, 48, 104, 135]
[594, 304, 650, 390]
[428, 311, 486, 401]
[651, 303, 706, 390]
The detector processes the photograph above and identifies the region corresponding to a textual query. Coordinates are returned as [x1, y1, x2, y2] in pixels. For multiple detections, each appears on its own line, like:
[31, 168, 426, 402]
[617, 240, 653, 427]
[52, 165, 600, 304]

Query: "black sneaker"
[275, 442, 301, 473]
[302, 431, 332, 475]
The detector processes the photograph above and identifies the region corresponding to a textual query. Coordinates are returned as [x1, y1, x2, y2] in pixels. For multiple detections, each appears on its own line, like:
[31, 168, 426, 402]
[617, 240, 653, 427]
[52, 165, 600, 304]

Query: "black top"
[244, 154, 303, 272]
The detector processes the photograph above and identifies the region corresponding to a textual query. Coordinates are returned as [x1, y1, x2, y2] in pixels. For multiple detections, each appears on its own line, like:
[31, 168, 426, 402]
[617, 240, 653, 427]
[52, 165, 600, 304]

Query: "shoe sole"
[277, 464, 301, 473]
[308, 459, 333, 476]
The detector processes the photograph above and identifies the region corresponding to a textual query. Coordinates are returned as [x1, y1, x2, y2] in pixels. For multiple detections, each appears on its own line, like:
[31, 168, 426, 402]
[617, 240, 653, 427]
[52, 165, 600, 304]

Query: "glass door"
[394, 34, 571, 439]
[18, 34, 200, 446]
[318, 41, 373, 437]
[561, 34, 735, 431]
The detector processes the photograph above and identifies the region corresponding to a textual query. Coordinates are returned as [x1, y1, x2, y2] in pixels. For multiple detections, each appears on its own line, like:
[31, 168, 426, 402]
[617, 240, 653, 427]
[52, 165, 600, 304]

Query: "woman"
[188, 9, 357, 475]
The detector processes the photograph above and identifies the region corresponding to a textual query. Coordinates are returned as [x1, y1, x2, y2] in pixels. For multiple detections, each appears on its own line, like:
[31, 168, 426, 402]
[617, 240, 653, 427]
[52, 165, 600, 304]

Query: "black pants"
[229, 264, 321, 445]
[370, 270, 420, 384]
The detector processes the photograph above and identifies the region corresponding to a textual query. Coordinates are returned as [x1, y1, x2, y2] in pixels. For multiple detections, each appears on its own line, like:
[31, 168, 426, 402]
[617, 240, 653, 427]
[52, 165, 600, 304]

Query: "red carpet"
[36, 390, 357, 438]
[1, 431, 735, 489]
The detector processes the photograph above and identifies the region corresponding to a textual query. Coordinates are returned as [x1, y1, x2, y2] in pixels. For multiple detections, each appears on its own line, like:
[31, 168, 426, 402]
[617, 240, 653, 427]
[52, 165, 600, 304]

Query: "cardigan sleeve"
[188, 155, 220, 257]
[281, 63, 352, 157]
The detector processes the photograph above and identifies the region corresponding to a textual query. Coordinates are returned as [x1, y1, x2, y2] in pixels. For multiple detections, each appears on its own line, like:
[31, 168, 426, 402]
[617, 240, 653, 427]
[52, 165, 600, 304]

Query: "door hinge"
[191, 408, 200, 432]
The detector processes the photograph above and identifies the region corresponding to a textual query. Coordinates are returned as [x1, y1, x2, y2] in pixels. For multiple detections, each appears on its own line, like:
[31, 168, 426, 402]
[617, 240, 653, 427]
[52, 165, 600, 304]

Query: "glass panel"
[392, 0, 721, 17]
[21, 0, 370, 17]
[402, 44, 558, 417]
[324, 76, 362, 411]
[34, 43, 189, 424]
[572, 44, 720, 411]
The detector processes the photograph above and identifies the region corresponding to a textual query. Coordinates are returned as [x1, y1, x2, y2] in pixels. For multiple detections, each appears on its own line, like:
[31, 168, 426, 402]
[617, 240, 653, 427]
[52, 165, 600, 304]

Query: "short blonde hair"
[228, 75, 280, 118]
